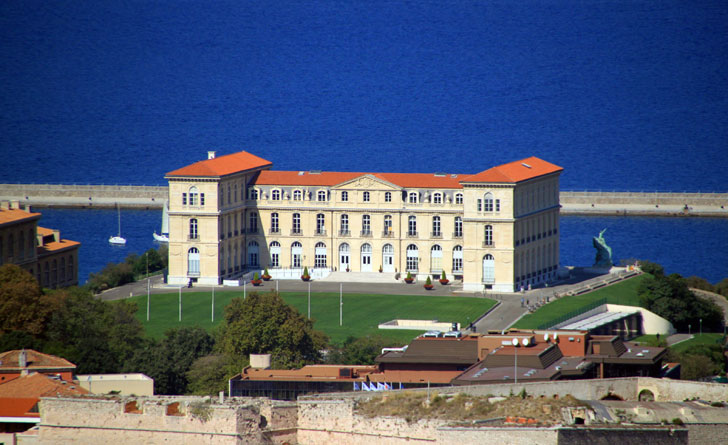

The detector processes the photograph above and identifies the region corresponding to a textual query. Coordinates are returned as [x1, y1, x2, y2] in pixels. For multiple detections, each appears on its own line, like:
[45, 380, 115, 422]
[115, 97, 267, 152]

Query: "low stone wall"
[37, 396, 296, 445]
[0, 184, 167, 209]
[560, 191, 728, 217]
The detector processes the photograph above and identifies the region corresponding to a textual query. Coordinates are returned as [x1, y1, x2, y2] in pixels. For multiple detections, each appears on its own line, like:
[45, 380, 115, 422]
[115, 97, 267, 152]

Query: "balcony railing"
[269, 228, 280, 235]
[247, 228, 259, 234]
[482, 241, 494, 248]
[430, 231, 442, 238]
[315, 228, 327, 236]
[453, 231, 463, 238]
[360, 229, 372, 237]
[382, 230, 394, 238]
[290, 229, 302, 236]
[188, 234, 199, 241]
[406, 231, 418, 238]
[339, 229, 350, 237]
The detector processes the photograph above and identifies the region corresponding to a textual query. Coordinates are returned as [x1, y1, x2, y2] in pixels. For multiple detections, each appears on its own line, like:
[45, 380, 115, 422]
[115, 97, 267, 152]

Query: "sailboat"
[153, 200, 169, 243]
[109, 204, 127, 245]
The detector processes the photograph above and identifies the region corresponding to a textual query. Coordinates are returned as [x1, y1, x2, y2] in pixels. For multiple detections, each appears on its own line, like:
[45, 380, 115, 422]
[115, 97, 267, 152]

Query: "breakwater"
[1, 184, 727, 217]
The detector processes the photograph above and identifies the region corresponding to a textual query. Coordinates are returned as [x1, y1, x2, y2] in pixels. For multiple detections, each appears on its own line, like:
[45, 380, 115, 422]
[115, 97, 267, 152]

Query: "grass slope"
[128, 290, 496, 344]
[513, 274, 647, 330]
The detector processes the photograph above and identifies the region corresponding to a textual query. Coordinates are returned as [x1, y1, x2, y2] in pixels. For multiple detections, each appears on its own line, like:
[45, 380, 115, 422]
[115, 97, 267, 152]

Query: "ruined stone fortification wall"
[636, 378, 728, 403]
[38, 397, 264, 445]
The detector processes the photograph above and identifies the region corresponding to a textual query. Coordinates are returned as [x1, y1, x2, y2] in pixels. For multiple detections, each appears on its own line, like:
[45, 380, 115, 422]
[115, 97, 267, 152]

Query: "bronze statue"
[592, 228, 613, 268]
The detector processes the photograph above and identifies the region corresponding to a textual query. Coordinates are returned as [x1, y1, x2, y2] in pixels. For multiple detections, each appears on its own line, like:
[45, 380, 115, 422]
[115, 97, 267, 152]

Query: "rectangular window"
[292, 214, 301, 234]
[316, 214, 326, 235]
[477, 199, 482, 212]
[182, 193, 187, 205]
[271, 213, 279, 233]
[454, 217, 463, 237]
[485, 198, 493, 212]
[249, 213, 258, 233]
[341, 191, 348, 202]
[495, 199, 500, 212]
[385, 192, 392, 202]
[271, 253, 279, 268]
[384, 215, 392, 234]
[363, 191, 370, 202]
[200, 193, 205, 206]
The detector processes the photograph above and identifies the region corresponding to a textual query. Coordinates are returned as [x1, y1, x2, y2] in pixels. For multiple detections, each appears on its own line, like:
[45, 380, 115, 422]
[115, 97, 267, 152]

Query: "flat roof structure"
[560, 310, 639, 331]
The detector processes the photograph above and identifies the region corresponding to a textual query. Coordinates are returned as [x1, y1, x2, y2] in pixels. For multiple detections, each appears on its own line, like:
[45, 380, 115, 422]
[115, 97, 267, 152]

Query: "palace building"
[165, 151, 562, 292]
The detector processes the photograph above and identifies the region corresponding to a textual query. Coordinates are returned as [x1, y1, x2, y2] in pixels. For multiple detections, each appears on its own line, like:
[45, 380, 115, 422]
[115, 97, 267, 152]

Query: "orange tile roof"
[0, 208, 40, 225]
[166, 151, 272, 177]
[36, 227, 54, 236]
[37, 239, 80, 254]
[0, 373, 88, 399]
[0, 350, 76, 372]
[461, 156, 563, 184]
[253, 170, 467, 189]
[241, 364, 379, 382]
[0, 397, 39, 418]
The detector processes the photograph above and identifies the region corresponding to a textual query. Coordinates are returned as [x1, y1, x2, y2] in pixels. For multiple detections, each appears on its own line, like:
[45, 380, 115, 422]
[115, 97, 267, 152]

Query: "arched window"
[51, 259, 57, 287]
[484, 192, 494, 212]
[455, 193, 463, 205]
[340, 214, 349, 235]
[406, 244, 419, 271]
[271, 189, 281, 201]
[382, 243, 394, 272]
[188, 248, 200, 275]
[360, 243, 372, 271]
[293, 189, 302, 201]
[339, 243, 350, 271]
[291, 241, 302, 268]
[317, 190, 327, 202]
[454, 217, 463, 237]
[249, 188, 259, 200]
[316, 213, 326, 235]
[408, 192, 418, 204]
[384, 215, 393, 235]
[432, 192, 442, 204]
[248, 241, 259, 266]
[270, 213, 279, 233]
[363, 191, 370, 202]
[384, 192, 392, 202]
[189, 186, 199, 206]
[189, 219, 198, 239]
[362, 215, 371, 235]
[315, 242, 327, 268]
[483, 254, 495, 283]
[430, 245, 442, 272]
[18, 231, 24, 259]
[408, 216, 417, 236]
[341, 191, 348, 202]
[432, 216, 441, 237]
[270, 241, 281, 268]
[484, 225, 493, 246]
[452, 246, 463, 273]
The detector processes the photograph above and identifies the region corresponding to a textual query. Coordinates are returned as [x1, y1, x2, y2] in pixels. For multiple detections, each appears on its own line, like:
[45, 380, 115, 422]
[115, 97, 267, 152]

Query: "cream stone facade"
[165, 151, 562, 292]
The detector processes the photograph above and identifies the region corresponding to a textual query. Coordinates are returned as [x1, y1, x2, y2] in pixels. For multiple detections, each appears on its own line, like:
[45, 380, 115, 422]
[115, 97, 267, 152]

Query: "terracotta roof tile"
[0, 350, 76, 372]
[0, 373, 88, 399]
[0, 208, 41, 225]
[36, 227, 54, 236]
[37, 239, 81, 254]
[253, 171, 467, 189]
[0, 397, 39, 418]
[166, 151, 273, 178]
[460, 156, 563, 184]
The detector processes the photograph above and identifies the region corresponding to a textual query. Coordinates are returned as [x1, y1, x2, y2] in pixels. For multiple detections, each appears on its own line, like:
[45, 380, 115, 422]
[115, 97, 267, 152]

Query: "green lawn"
[513, 274, 648, 330]
[126, 290, 497, 344]
[670, 333, 725, 353]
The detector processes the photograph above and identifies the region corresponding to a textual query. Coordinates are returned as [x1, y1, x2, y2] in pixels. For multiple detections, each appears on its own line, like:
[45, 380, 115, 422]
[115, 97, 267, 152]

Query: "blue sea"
[1, 1, 726, 283]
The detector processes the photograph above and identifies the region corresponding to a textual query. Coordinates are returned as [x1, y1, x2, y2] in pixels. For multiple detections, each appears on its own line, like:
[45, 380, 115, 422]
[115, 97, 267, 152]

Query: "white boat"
[109, 204, 127, 245]
[153, 200, 169, 242]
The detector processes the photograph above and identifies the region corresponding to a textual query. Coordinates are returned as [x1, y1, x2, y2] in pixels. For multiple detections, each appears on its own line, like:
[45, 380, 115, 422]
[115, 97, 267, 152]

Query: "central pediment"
[333, 174, 402, 191]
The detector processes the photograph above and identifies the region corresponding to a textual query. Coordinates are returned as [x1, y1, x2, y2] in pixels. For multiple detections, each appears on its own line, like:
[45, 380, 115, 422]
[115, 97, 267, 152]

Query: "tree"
[126, 327, 215, 395]
[186, 354, 244, 395]
[0, 264, 63, 336]
[326, 335, 402, 365]
[219, 291, 328, 369]
[638, 270, 723, 332]
[639, 260, 664, 277]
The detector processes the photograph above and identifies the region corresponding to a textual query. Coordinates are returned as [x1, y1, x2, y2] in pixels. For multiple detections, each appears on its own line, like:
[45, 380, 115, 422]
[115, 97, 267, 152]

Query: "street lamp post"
[700, 319, 702, 336]
[512, 338, 519, 384]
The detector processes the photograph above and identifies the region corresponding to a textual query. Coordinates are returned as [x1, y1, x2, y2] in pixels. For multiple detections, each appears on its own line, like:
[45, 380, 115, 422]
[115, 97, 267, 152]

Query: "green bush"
[441, 271, 447, 281]
[406, 271, 412, 280]
[253, 272, 260, 281]
[303, 266, 310, 277]
[425, 276, 432, 286]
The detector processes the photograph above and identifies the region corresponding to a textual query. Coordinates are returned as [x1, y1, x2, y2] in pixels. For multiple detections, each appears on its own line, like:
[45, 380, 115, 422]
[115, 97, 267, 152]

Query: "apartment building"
[165, 151, 562, 292]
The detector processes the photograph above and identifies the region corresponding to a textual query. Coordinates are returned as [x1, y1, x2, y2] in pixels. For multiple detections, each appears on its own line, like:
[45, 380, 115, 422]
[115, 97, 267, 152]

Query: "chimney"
[53, 229, 60, 242]
[207, 151, 216, 159]
[19, 349, 27, 372]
